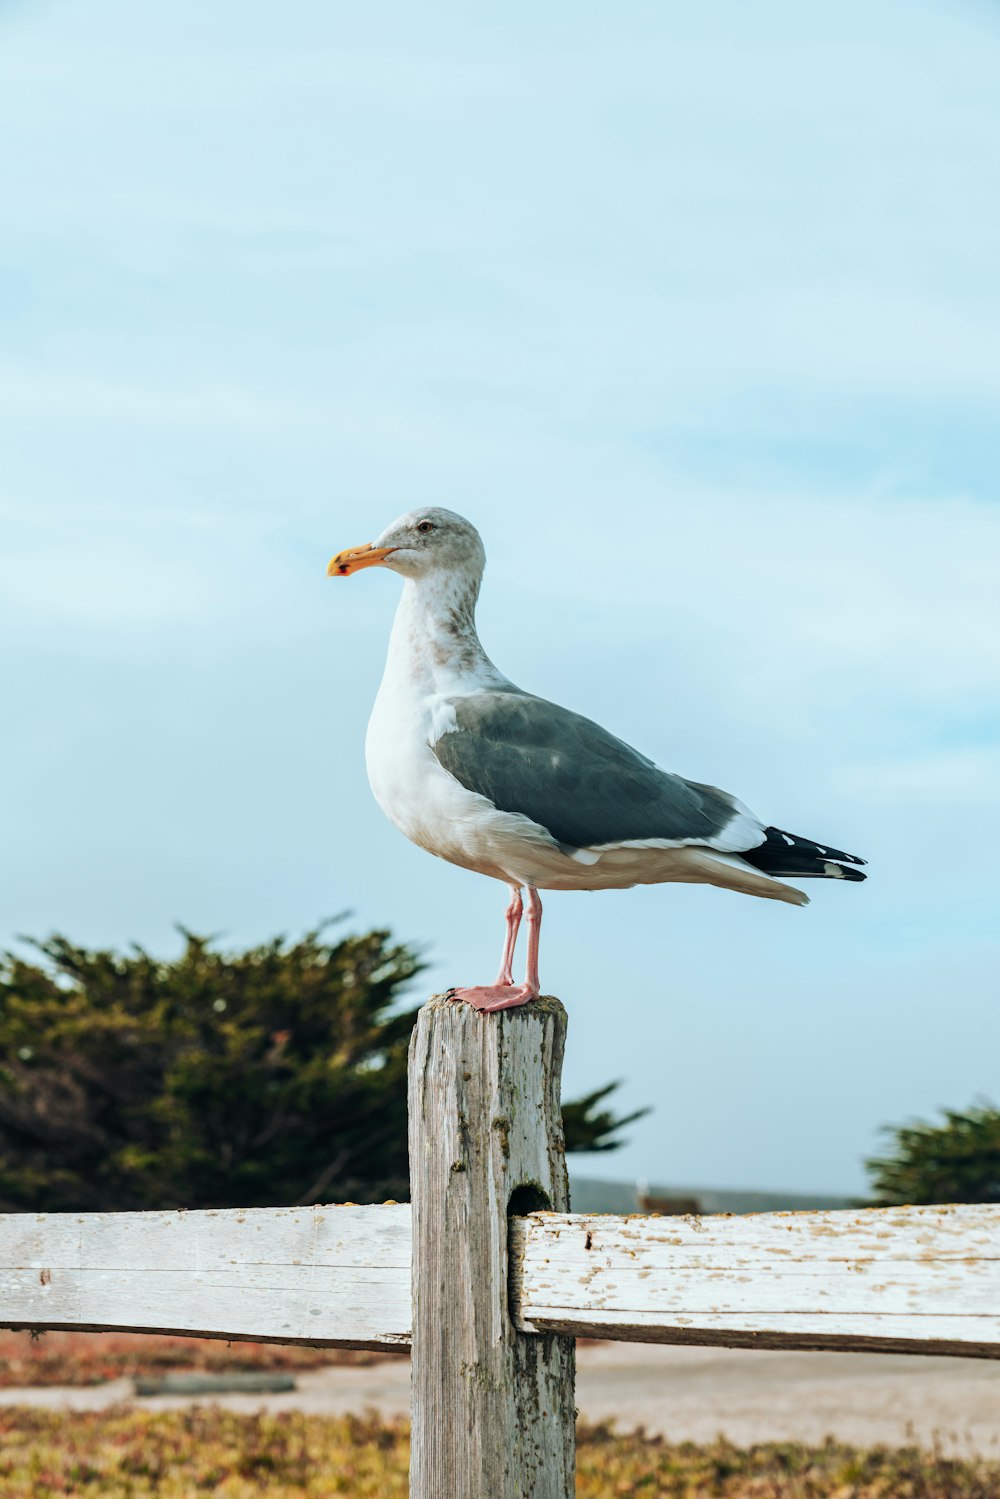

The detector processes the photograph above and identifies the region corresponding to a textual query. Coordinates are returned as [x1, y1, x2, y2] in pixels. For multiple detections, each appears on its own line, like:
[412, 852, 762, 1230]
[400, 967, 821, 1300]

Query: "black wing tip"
[825, 864, 867, 883]
[744, 826, 869, 881]
[765, 827, 866, 864]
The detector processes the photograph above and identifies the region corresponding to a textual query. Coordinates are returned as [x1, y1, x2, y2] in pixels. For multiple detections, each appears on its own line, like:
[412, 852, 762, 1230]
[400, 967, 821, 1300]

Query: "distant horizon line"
[568, 1169, 855, 1203]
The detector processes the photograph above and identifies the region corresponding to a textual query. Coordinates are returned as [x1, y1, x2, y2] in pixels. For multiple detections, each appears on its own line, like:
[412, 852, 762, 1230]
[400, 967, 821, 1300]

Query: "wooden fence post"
[408, 994, 576, 1499]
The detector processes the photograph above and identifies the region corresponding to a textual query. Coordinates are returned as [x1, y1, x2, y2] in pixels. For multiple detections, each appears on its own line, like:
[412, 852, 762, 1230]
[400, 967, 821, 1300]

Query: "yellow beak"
[326, 543, 397, 578]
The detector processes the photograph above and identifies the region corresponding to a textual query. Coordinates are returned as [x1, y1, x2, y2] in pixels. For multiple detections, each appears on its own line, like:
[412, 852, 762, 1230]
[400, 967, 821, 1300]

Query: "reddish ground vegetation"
[0, 1329, 402, 1387]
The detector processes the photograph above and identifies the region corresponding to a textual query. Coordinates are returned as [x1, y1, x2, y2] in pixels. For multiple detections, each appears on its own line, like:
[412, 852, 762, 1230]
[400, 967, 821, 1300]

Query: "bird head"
[327, 508, 486, 582]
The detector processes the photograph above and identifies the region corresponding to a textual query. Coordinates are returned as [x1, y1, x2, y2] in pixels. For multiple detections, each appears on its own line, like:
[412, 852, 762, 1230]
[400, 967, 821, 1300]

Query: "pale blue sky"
[2, 0, 998, 1194]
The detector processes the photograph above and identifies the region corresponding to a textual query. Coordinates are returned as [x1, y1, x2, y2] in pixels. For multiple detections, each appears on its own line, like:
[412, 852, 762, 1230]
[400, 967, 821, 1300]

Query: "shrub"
[0, 926, 642, 1211]
[865, 1101, 1000, 1205]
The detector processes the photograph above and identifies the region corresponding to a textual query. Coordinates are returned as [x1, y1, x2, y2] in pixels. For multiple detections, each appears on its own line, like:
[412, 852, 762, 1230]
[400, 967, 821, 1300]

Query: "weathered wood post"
[408, 995, 576, 1499]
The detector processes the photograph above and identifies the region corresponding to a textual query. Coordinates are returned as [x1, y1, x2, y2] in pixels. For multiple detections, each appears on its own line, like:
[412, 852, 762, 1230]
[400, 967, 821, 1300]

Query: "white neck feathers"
[384, 570, 506, 696]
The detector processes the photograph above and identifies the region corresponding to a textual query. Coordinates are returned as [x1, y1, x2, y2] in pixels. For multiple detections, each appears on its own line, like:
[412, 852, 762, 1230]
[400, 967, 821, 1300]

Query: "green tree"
[865, 1101, 1000, 1205]
[0, 926, 644, 1212]
[562, 1081, 647, 1154]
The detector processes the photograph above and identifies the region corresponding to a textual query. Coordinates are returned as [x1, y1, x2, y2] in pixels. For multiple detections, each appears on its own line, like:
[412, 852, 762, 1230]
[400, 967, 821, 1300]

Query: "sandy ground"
[2, 1344, 1000, 1455]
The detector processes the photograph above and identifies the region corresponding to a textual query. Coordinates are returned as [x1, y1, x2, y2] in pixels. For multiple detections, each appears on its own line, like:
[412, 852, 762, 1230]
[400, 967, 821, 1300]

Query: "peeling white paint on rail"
[510, 1205, 1000, 1358]
[3, 1202, 1000, 1358]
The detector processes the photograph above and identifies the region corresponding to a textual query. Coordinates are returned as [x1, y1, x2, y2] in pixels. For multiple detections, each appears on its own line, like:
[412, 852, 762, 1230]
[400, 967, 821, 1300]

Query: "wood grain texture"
[5, 1197, 1000, 1362]
[0, 1203, 411, 1349]
[511, 1204, 1000, 1357]
[408, 995, 575, 1499]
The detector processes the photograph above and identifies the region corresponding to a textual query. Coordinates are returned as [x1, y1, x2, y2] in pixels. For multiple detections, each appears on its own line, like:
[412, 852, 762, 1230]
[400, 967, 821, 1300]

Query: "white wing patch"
[427, 697, 459, 744]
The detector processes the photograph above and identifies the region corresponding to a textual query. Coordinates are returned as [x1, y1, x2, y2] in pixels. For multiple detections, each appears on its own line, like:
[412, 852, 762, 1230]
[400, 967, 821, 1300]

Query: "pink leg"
[448, 884, 542, 1014]
[522, 884, 542, 994]
[495, 885, 523, 986]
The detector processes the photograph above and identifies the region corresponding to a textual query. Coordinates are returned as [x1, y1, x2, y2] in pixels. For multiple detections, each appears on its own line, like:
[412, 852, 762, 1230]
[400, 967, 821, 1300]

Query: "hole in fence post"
[508, 1183, 552, 1217]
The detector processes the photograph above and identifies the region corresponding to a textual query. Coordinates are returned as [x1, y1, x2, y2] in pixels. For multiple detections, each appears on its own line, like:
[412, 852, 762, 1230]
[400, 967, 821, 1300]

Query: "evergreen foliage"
[865, 1101, 1000, 1205]
[562, 1081, 647, 1154]
[0, 926, 641, 1212]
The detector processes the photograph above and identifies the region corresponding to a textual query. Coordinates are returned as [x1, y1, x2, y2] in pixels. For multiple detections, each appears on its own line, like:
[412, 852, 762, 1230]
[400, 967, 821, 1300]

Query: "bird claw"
[446, 984, 539, 1013]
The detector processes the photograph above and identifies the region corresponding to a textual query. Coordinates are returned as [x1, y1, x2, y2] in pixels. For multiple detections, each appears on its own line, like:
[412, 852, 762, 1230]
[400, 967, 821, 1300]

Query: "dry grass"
[579, 1424, 1000, 1497]
[0, 1409, 999, 1497]
[0, 1330, 400, 1388]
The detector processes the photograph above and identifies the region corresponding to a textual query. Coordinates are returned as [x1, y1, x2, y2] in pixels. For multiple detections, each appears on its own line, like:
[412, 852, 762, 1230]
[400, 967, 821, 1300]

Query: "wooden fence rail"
[513, 1204, 1000, 1358]
[0, 1202, 412, 1349]
[2, 994, 998, 1498]
[3, 1200, 1000, 1359]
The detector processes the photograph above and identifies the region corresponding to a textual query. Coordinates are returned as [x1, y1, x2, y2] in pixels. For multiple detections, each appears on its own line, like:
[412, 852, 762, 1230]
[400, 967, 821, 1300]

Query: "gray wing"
[432, 689, 756, 852]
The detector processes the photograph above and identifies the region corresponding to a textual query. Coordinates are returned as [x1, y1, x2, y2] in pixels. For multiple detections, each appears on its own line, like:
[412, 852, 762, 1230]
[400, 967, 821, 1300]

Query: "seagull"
[328, 507, 866, 1013]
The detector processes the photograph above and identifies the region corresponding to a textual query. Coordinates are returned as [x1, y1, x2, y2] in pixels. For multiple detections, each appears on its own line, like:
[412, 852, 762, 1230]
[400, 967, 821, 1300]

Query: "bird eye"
[416, 520, 434, 534]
